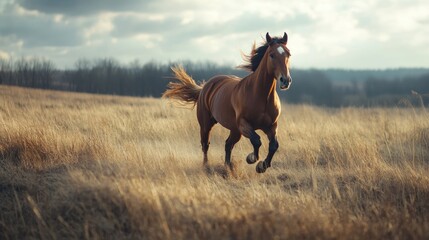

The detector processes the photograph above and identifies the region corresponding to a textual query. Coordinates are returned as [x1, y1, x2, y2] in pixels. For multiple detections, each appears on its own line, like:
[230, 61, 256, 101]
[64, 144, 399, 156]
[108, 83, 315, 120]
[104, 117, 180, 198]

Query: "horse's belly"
[200, 75, 240, 131]
[211, 96, 237, 130]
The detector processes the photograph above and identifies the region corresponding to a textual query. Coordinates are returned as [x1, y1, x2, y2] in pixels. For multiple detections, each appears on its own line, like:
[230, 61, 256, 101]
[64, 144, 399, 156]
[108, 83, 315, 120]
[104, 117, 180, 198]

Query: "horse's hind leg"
[237, 118, 261, 165]
[200, 127, 213, 165]
[224, 130, 241, 170]
[198, 111, 216, 166]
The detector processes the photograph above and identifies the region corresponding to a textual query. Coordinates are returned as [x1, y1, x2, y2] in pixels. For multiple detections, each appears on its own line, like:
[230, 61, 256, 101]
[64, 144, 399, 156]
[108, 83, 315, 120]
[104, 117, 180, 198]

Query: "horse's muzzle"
[280, 76, 292, 90]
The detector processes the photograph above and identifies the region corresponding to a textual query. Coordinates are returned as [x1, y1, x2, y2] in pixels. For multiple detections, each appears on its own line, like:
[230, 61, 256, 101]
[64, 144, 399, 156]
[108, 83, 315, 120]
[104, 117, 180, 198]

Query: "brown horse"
[163, 32, 292, 173]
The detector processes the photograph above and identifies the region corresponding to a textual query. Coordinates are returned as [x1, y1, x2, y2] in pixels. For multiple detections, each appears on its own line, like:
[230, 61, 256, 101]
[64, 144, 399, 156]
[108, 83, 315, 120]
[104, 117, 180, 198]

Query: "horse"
[163, 32, 292, 173]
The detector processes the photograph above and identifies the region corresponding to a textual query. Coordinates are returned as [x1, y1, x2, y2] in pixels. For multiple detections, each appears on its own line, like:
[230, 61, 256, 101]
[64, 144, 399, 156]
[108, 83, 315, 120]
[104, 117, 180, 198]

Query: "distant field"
[0, 85, 428, 239]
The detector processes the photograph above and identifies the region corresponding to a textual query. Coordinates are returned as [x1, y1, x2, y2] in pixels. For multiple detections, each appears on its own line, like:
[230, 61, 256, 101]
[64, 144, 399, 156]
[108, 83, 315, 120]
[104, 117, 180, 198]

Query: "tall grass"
[0, 85, 428, 239]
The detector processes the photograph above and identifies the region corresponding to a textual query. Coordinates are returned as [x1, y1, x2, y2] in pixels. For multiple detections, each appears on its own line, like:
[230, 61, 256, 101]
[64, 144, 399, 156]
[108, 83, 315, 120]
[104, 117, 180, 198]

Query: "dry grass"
[0, 85, 428, 239]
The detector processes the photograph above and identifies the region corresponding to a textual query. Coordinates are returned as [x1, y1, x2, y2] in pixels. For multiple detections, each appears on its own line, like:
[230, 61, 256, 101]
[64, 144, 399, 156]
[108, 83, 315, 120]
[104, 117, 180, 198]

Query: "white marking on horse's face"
[277, 46, 285, 55]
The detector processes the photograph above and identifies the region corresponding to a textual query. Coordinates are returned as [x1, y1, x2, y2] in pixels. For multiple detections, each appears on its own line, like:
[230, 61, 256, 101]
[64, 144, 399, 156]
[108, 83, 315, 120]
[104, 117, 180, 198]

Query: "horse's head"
[265, 32, 292, 90]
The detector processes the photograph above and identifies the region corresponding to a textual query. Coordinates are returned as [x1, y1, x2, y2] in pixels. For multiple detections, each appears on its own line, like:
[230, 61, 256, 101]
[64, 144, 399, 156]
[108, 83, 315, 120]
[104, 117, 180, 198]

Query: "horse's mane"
[239, 37, 288, 72]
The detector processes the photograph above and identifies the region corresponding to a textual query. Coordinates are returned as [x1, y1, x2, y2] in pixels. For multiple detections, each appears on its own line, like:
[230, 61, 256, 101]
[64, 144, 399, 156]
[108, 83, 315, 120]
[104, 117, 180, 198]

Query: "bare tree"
[0, 58, 10, 84]
[73, 58, 92, 92]
[40, 59, 55, 89]
[15, 58, 31, 86]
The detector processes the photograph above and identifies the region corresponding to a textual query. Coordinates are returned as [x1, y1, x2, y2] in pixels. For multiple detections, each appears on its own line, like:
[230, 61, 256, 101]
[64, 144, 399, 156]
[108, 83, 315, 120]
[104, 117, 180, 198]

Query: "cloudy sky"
[1, 0, 429, 69]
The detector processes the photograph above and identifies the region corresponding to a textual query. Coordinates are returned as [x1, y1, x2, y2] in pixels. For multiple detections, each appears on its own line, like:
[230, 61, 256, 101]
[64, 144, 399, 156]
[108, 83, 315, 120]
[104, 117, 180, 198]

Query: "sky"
[1, 0, 429, 69]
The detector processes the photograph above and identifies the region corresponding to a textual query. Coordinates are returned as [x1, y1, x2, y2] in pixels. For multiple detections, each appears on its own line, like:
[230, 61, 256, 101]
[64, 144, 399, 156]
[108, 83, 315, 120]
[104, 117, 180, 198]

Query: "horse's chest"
[249, 109, 279, 129]
[233, 93, 281, 129]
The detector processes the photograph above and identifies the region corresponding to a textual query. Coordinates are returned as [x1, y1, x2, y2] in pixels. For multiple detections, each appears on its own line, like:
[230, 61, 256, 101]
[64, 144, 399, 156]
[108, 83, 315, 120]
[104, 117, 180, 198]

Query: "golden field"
[0, 85, 428, 239]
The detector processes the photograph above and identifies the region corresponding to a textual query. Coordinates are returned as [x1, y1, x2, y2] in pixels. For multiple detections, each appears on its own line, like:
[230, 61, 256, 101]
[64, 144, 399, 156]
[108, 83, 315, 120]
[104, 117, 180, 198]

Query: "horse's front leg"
[256, 124, 279, 173]
[237, 118, 261, 165]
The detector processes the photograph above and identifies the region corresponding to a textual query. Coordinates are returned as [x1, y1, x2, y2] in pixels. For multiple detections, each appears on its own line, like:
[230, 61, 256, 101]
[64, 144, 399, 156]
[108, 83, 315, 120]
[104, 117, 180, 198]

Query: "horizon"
[1, 0, 429, 69]
[4, 55, 429, 72]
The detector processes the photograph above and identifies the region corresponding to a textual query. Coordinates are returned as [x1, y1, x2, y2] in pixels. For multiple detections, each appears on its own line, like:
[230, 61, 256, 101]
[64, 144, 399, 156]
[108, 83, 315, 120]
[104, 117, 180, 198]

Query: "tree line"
[0, 57, 428, 107]
[0, 57, 55, 89]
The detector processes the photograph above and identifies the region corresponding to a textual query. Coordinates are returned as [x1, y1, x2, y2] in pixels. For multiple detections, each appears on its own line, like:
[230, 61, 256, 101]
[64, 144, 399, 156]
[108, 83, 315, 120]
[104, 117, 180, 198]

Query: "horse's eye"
[269, 53, 274, 59]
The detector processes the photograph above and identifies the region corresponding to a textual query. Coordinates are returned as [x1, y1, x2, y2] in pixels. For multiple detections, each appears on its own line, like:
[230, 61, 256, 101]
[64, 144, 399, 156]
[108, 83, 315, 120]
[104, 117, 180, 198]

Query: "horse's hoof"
[246, 153, 257, 164]
[256, 161, 267, 173]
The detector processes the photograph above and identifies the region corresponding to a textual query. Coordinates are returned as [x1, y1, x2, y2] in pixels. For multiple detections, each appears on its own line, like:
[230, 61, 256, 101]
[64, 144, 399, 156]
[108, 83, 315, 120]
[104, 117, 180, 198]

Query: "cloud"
[107, 12, 306, 67]
[111, 12, 309, 45]
[111, 15, 183, 38]
[0, 50, 10, 59]
[1, 0, 429, 69]
[16, 0, 154, 16]
[0, 4, 83, 48]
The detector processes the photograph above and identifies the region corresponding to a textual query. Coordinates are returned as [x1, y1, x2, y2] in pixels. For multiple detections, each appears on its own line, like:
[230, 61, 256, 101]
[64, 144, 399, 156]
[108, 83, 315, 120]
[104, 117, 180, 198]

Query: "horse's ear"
[282, 32, 288, 44]
[266, 32, 272, 43]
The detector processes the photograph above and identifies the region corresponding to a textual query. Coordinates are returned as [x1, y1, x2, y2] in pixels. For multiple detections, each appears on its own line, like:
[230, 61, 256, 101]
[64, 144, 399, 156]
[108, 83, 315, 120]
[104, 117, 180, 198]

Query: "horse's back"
[198, 75, 240, 130]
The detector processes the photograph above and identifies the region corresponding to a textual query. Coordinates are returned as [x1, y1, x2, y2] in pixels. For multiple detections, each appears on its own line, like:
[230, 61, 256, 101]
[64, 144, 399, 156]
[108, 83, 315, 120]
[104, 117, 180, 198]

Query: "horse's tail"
[163, 66, 202, 106]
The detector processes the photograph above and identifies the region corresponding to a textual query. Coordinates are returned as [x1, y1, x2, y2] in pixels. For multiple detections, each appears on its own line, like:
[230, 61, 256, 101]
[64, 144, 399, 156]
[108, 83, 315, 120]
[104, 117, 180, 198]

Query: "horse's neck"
[245, 66, 277, 100]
